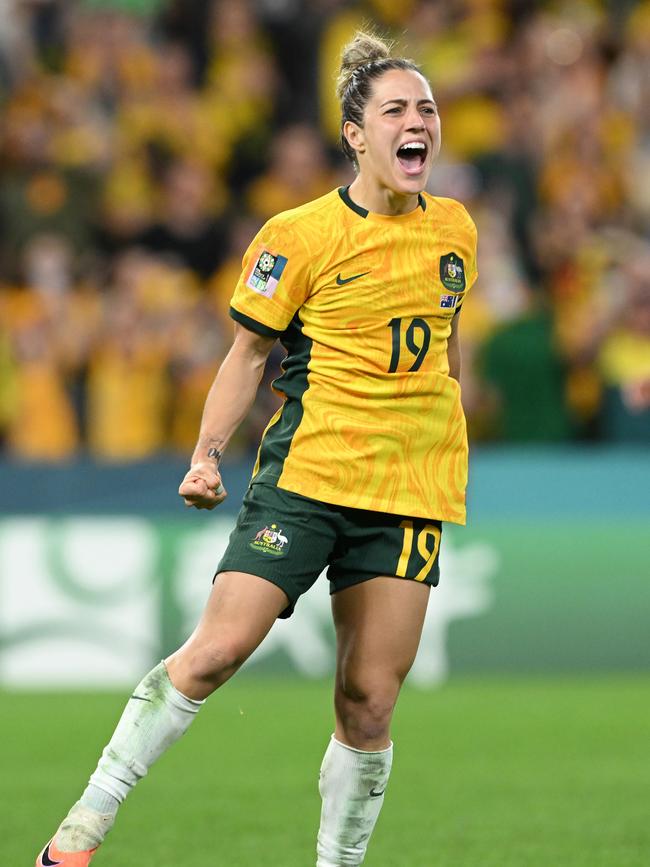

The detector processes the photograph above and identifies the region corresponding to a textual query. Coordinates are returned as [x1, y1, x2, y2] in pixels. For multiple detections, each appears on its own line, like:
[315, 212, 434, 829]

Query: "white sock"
[53, 803, 115, 852]
[55, 661, 203, 851]
[317, 735, 393, 866]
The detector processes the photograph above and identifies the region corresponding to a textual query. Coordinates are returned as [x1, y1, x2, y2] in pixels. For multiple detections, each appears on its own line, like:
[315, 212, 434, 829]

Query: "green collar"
[338, 185, 427, 218]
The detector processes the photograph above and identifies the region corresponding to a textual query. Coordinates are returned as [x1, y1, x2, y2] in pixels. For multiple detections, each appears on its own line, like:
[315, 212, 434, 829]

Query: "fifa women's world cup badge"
[250, 523, 291, 556]
[258, 252, 275, 273]
[439, 252, 466, 292]
[245, 249, 288, 298]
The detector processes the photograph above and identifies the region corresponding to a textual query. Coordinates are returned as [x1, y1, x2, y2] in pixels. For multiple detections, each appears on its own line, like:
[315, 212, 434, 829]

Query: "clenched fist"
[178, 462, 227, 510]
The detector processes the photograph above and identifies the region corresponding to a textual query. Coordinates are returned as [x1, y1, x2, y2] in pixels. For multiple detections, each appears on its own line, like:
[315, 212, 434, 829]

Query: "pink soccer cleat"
[35, 839, 98, 866]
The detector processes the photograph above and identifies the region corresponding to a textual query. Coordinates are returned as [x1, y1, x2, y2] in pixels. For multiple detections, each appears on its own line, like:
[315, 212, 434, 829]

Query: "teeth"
[400, 142, 426, 151]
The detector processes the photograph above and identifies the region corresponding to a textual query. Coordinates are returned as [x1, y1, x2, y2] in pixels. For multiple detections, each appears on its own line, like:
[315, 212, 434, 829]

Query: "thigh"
[165, 570, 288, 697]
[332, 576, 431, 688]
[186, 569, 288, 647]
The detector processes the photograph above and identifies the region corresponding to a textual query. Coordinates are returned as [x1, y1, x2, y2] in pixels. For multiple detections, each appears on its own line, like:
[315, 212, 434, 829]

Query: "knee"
[335, 675, 399, 746]
[174, 635, 247, 692]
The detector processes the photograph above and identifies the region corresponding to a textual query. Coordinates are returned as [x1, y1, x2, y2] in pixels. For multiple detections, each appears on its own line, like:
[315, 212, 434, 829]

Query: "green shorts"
[216, 483, 443, 618]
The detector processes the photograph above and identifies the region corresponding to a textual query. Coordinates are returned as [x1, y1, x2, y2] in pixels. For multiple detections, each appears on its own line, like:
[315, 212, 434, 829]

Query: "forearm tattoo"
[207, 447, 223, 463]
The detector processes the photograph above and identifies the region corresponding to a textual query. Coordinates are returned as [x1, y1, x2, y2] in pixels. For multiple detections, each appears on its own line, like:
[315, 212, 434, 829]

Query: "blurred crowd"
[1, 0, 649, 463]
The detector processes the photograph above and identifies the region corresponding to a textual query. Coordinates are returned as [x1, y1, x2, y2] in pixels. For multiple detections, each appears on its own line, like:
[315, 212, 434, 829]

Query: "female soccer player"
[37, 30, 477, 867]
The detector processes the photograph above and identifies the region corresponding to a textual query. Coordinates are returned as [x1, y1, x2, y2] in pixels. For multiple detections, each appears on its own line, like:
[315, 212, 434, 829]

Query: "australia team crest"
[439, 252, 466, 292]
[250, 523, 290, 556]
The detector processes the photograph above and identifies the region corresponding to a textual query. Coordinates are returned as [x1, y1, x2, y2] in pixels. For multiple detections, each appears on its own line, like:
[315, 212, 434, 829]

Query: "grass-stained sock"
[317, 735, 393, 866]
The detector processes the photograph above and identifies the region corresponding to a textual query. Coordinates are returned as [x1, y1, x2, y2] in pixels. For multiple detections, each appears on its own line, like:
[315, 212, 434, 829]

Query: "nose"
[404, 104, 425, 131]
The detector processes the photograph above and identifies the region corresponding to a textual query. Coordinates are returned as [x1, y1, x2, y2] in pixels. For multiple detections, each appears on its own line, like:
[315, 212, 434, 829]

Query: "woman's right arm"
[178, 323, 276, 510]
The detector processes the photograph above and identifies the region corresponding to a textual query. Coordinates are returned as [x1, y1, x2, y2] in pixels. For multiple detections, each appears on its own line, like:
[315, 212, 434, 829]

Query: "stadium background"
[1, 1, 648, 864]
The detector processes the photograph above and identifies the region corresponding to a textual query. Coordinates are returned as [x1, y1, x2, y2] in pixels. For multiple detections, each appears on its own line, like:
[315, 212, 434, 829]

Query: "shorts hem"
[328, 570, 439, 595]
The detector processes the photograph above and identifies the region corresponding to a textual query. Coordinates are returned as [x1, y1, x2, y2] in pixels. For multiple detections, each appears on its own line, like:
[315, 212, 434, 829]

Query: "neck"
[348, 176, 421, 216]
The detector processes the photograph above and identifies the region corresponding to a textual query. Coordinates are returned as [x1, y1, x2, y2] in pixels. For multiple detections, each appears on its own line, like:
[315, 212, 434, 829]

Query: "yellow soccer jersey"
[230, 186, 478, 524]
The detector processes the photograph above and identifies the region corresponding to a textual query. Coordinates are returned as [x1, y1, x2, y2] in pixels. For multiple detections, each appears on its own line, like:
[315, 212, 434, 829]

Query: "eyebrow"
[380, 98, 437, 107]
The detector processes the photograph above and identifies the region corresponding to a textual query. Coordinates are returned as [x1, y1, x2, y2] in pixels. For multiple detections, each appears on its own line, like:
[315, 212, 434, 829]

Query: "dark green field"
[7, 675, 649, 866]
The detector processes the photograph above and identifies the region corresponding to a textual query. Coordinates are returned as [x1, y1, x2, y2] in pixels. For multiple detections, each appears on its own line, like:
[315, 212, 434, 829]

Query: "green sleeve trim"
[229, 307, 284, 338]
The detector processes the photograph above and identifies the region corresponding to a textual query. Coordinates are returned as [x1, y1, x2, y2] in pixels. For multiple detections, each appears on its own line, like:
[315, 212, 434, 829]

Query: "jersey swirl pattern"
[230, 187, 478, 524]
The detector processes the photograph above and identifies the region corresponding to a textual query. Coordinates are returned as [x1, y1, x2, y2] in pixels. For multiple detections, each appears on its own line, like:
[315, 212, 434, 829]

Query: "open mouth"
[396, 141, 428, 176]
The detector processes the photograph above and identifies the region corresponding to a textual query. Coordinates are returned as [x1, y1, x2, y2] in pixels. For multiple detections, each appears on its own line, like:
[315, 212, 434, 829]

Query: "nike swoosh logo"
[130, 694, 152, 702]
[336, 271, 370, 285]
[40, 843, 62, 866]
[369, 787, 385, 798]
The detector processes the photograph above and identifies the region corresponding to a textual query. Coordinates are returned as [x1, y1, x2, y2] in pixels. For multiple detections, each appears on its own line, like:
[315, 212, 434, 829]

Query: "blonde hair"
[337, 30, 422, 166]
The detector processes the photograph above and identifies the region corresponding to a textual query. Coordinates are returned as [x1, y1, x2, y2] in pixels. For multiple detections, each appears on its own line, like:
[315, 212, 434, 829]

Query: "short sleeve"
[229, 217, 312, 338]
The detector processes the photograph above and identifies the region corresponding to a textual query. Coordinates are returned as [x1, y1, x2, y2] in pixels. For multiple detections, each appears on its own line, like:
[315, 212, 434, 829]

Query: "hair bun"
[336, 31, 393, 101]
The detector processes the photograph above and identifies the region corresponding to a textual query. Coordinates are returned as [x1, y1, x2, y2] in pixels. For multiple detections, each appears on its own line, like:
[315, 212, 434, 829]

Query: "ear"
[343, 120, 366, 157]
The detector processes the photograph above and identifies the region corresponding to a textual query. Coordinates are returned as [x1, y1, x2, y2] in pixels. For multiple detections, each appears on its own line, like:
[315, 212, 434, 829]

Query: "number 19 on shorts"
[396, 520, 441, 582]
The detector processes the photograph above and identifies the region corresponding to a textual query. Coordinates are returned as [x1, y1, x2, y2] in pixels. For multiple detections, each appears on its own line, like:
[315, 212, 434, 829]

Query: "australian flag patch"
[440, 293, 460, 309]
